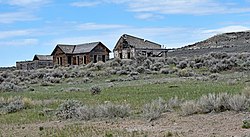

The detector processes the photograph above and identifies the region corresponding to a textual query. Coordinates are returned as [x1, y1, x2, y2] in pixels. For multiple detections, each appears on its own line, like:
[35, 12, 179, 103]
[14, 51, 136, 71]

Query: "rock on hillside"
[184, 31, 250, 49]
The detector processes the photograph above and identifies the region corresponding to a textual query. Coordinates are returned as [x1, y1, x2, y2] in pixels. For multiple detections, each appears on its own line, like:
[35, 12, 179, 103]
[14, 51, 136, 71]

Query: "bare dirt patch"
[1, 111, 250, 137]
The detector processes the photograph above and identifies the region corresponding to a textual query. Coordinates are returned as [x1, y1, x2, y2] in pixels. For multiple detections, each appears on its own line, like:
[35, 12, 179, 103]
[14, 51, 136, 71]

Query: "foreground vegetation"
[0, 52, 250, 136]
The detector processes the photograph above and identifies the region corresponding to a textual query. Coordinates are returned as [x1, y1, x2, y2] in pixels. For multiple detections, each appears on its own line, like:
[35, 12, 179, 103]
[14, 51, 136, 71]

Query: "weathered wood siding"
[52, 47, 68, 66]
[16, 60, 53, 70]
[52, 43, 110, 66]
[89, 44, 110, 63]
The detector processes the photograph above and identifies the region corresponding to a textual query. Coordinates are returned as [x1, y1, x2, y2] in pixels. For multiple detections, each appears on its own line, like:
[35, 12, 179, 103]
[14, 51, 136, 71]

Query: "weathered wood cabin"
[51, 42, 111, 66]
[113, 34, 168, 59]
[16, 55, 53, 70]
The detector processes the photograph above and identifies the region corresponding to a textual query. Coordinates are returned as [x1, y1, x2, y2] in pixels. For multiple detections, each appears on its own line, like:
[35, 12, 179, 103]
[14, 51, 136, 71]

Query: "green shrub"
[177, 69, 194, 77]
[0, 96, 33, 114]
[0, 82, 23, 92]
[56, 100, 130, 120]
[90, 86, 101, 95]
[242, 119, 250, 129]
[55, 100, 82, 120]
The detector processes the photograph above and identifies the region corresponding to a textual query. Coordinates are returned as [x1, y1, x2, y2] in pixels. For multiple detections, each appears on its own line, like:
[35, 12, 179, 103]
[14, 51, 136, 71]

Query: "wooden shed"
[113, 34, 168, 59]
[16, 55, 53, 70]
[51, 42, 111, 66]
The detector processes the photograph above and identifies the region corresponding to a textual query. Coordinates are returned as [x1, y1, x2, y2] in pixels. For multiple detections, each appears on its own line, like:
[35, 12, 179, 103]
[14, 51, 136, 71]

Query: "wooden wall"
[52, 43, 110, 66]
[16, 60, 53, 70]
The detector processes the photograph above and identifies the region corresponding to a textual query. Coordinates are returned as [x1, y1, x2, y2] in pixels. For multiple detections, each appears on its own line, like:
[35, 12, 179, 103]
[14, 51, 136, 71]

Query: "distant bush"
[81, 77, 91, 83]
[90, 86, 101, 95]
[0, 82, 23, 92]
[160, 68, 170, 74]
[177, 61, 188, 69]
[40, 81, 53, 86]
[197, 93, 231, 113]
[55, 100, 82, 120]
[94, 61, 105, 70]
[210, 52, 228, 59]
[96, 102, 130, 119]
[180, 100, 199, 116]
[121, 59, 134, 66]
[166, 57, 178, 65]
[167, 97, 182, 111]
[0, 76, 4, 84]
[108, 58, 121, 67]
[242, 86, 250, 98]
[51, 70, 64, 78]
[48, 77, 61, 84]
[0, 96, 33, 114]
[194, 63, 203, 69]
[142, 98, 167, 121]
[150, 62, 164, 71]
[177, 69, 194, 77]
[128, 71, 139, 77]
[116, 70, 129, 75]
[0, 71, 14, 79]
[209, 73, 220, 80]
[75, 106, 96, 120]
[56, 100, 130, 120]
[180, 92, 250, 116]
[136, 66, 145, 73]
[228, 94, 249, 112]
[143, 59, 153, 69]
[242, 118, 250, 129]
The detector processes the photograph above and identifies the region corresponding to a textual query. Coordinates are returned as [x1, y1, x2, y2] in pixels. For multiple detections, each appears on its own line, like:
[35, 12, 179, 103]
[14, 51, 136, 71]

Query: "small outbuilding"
[113, 34, 168, 59]
[51, 42, 111, 66]
[16, 55, 53, 70]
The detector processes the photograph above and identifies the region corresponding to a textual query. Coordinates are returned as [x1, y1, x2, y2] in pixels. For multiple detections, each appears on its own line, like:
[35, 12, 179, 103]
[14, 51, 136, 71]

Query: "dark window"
[68, 56, 72, 65]
[127, 52, 131, 59]
[60, 57, 63, 65]
[83, 56, 87, 64]
[123, 40, 129, 48]
[102, 55, 106, 62]
[57, 57, 59, 64]
[119, 53, 122, 59]
[94, 55, 98, 63]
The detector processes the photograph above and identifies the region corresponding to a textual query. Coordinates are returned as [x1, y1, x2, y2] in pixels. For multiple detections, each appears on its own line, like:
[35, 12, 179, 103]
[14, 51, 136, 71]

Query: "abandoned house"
[113, 34, 168, 59]
[51, 42, 111, 66]
[16, 55, 53, 70]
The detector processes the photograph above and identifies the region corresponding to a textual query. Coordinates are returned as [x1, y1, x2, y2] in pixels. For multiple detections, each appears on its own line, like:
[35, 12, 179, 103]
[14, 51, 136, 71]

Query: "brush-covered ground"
[1, 52, 250, 137]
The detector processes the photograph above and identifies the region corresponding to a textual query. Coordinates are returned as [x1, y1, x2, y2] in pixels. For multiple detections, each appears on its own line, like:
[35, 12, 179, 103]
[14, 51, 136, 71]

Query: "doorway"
[94, 55, 98, 63]
[127, 52, 131, 59]
[119, 53, 122, 59]
[83, 56, 87, 64]
[67, 56, 72, 65]
[102, 55, 106, 62]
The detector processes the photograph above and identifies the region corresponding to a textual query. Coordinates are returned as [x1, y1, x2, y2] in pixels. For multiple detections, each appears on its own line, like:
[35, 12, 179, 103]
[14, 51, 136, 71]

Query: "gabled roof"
[114, 34, 162, 51]
[57, 44, 75, 54]
[74, 42, 101, 54]
[33, 55, 53, 61]
[51, 42, 111, 55]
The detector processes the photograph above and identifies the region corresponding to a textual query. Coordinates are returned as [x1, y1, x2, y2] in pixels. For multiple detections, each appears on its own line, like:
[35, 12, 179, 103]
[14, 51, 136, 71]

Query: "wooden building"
[113, 34, 168, 59]
[51, 42, 111, 66]
[16, 55, 53, 70]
